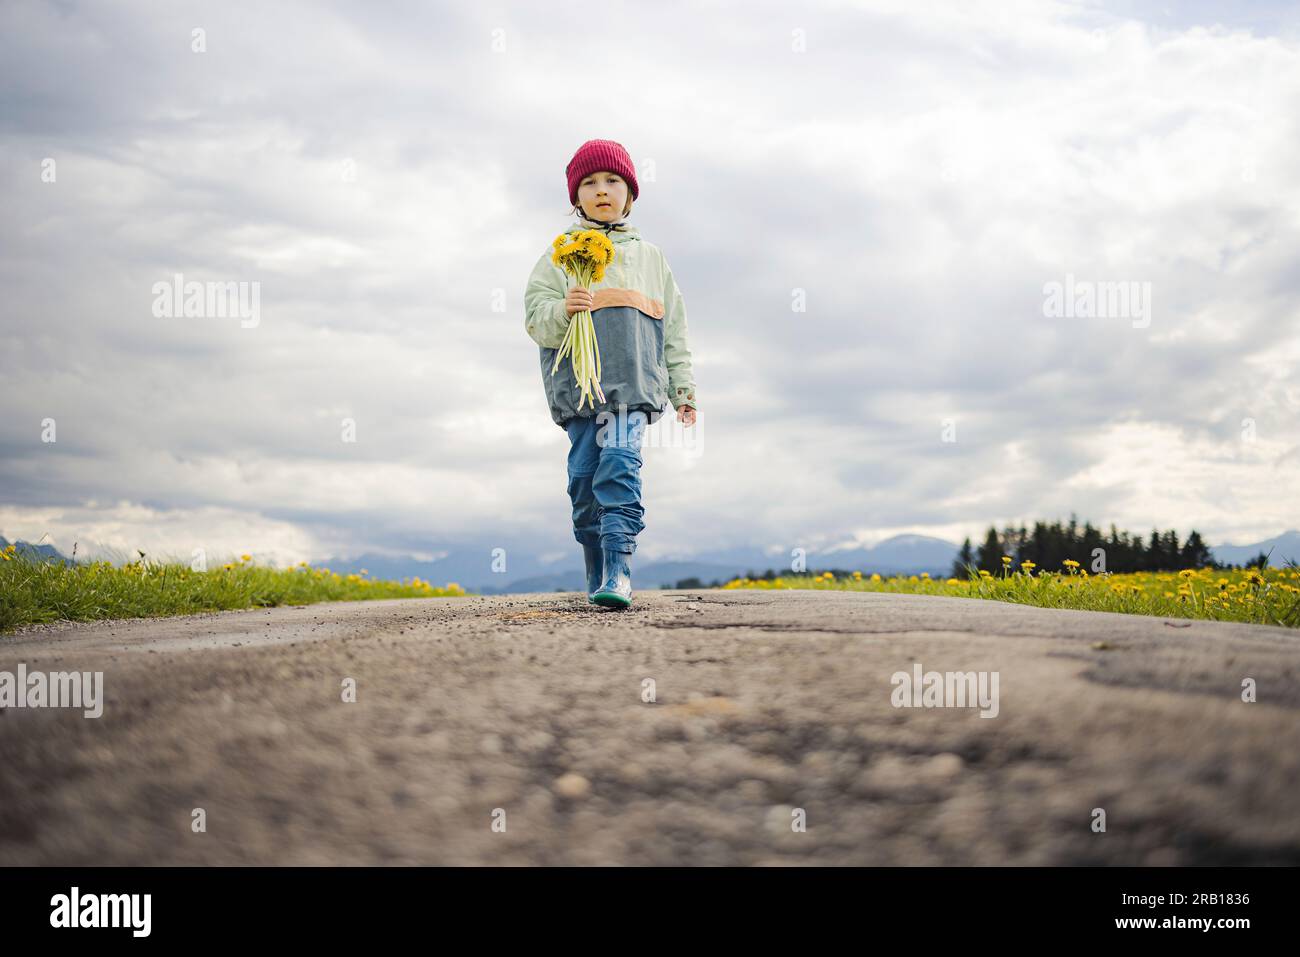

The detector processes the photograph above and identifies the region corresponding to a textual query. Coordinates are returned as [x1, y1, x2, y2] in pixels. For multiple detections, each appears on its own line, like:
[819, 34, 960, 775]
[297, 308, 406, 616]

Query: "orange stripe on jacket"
[591, 288, 665, 320]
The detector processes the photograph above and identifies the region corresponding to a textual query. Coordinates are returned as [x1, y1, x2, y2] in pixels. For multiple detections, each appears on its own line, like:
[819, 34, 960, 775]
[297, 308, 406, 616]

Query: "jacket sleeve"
[524, 249, 571, 349]
[660, 254, 697, 410]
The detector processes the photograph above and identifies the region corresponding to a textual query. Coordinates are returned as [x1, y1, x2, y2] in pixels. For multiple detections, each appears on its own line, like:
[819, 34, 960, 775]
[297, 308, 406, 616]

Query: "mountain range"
[6, 529, 1298, 595]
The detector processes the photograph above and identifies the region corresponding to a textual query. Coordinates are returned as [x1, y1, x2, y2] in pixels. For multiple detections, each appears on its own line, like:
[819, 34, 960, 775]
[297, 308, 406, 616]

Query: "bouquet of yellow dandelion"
[550, 229, 617, 410]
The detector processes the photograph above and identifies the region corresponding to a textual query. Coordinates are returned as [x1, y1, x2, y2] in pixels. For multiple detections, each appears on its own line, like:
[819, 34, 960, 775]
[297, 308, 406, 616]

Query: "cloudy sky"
[2, 0, 1299, 572]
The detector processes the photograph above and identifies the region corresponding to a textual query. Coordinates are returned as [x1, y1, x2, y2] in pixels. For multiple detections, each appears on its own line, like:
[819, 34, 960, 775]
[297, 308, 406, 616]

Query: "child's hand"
[677, 404, 696, 427]
[565, 286, 594, 316]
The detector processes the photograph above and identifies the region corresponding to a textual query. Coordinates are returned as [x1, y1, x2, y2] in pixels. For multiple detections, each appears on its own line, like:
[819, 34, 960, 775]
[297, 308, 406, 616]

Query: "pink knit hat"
[566, 139, 639, 206]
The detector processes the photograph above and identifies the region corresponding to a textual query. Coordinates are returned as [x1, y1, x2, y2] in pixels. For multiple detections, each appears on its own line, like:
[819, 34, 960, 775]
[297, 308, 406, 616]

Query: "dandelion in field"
[1021, 560, 1036, 572]
[871, 573, 882, 582]
[1001, 556, 1012, 565]
[1063, 559, 1080, 569]
[240, 553, 252, 562]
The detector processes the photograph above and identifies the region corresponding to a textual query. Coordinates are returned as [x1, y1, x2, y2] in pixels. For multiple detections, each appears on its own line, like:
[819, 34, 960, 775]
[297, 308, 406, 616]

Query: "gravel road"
[2, 590, 1297, 865]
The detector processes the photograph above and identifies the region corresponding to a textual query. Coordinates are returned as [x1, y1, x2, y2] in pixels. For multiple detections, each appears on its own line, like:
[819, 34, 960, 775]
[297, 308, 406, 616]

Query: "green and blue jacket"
[524, 218, 697, 429]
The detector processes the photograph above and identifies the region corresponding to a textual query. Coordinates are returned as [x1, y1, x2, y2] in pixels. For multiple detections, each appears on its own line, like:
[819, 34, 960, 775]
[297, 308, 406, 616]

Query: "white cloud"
[3, 0, 1299, 566]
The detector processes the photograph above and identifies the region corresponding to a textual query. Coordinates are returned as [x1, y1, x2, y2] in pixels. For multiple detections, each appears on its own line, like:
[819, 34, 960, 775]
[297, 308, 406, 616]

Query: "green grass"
[0, 545, 470, 635]
[722, 563, 1300, 629]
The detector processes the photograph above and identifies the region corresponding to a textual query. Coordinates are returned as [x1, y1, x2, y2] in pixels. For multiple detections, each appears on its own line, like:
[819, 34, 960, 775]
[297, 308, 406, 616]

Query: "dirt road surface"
[2, 590, 1298, 865]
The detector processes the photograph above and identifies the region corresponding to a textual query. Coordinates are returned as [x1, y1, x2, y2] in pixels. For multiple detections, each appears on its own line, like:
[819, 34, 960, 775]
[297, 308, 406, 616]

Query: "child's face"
[577, 171, 629, 221]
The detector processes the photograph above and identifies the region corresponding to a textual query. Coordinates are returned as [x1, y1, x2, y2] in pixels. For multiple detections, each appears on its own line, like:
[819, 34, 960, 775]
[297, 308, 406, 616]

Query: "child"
[524, 139, 697, 609]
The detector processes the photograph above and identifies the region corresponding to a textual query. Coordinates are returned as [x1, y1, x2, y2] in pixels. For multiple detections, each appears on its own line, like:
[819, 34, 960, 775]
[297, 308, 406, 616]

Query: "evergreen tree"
[1146, 529, 1163, 572]
[1106, 523, 1123, 572]
[1180, 531, 1213, 569]
[975, 527, 1003, 573]
[1162, 529, 1181, 568]
[1081, 520, 1103, 571]
[952, 537, 976, 579]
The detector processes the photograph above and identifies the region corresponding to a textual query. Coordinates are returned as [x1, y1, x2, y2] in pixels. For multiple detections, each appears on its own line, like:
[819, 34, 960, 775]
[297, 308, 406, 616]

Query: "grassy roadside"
[722, 562, 1300, 629]
[0, 545, 469, 635]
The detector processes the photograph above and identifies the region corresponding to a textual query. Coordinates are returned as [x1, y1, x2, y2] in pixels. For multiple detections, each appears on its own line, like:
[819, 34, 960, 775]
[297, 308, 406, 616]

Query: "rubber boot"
[582, 543, 604, 603]
[593, 548, 633, 608]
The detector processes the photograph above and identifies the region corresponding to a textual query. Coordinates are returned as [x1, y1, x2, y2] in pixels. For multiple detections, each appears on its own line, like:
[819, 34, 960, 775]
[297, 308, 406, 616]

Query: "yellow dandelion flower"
[549, 229, 614, 410]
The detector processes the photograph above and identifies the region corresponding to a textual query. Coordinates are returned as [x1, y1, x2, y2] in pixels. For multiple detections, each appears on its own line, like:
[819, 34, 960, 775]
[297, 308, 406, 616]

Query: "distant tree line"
[668, 571, 772, 590]
[668, 566, 884, 589]
[659, 519, 1270, 589]
[950, 516, 1259, 578]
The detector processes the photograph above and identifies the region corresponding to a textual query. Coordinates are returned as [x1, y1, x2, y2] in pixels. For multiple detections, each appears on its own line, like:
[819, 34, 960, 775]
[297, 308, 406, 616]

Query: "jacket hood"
[569, 215, 641, 244]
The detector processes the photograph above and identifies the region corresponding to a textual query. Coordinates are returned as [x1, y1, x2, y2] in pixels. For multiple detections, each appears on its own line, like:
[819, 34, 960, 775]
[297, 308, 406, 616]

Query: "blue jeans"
[565, 410, 648, 555]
